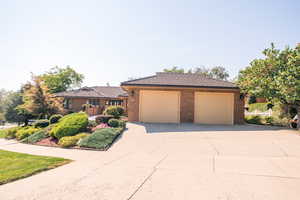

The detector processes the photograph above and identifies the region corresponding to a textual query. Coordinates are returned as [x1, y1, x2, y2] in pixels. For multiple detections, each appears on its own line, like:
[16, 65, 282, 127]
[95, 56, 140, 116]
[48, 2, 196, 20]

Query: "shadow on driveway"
[132, 123, 290, 134]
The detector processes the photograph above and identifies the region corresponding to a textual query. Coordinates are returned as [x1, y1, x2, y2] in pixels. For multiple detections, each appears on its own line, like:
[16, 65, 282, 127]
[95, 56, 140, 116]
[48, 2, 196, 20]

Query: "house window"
[88, 99, 100, 106]
[63, 99, 71, 109]
[107, 100, 123, 106]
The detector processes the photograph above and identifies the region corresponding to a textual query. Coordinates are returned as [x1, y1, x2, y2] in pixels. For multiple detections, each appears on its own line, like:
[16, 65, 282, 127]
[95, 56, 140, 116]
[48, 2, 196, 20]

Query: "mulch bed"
[35, 137, 59, 147]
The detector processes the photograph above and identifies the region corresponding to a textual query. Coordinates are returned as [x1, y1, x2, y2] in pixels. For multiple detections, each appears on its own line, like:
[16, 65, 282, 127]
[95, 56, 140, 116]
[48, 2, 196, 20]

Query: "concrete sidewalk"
[0, 123, 300, 200]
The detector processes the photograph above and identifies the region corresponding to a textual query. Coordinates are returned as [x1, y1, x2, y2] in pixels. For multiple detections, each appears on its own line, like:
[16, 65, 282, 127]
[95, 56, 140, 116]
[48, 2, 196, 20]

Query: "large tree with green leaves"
[4, 91, 26, 123]
[237, 43, 300, 116]
[19, 76, 64, 119]
[40, 66, 84, 93]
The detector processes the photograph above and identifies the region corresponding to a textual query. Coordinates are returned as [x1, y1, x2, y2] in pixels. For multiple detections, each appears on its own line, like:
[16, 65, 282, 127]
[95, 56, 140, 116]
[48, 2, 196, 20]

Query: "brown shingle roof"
[54, 86, 128, 98]
[121, 72, 238, 89]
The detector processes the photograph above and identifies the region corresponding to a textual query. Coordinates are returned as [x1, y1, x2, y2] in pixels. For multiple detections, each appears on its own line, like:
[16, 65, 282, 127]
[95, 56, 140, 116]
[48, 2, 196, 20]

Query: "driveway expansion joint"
[126, 154, 168, 200]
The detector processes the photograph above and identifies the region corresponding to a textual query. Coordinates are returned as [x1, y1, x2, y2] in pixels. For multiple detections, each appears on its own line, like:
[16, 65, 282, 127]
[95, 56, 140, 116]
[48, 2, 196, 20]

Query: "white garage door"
[139, 90, 180, 123]
[194, 92, 234, 125]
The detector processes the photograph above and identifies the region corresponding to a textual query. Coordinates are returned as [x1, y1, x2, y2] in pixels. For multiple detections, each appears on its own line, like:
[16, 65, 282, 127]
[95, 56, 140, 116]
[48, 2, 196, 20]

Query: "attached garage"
[121, 72, 244, 124]
[194, 92, 234, 125]
[139, 90, 180, 123]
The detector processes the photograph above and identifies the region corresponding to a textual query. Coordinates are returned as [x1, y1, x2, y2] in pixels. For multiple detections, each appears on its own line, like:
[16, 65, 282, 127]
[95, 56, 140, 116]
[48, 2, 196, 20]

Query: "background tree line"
[163, 66, 230, 81]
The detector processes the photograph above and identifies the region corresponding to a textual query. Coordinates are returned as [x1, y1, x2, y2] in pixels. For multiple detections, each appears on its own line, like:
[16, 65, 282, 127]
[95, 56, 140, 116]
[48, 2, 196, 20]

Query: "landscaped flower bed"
[0, 106, 126, 151]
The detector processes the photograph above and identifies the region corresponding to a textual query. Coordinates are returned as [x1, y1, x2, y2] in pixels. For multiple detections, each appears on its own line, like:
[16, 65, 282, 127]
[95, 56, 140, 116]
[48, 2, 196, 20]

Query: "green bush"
[264, 116, 274, 124]
[49, 114, 63, 124]
[118, 120, 126, 128]
[50, 112, 88, 139]
[33, 120, 50, 128]
[104, 106, 124, 118]
[4, 127, 22, 139]
[16, 127, 40, 140]
[108, 119, 126, 128]
[245, 115, 263, 125]
[248, 103, 269, 112]
[88, 120, 97, 127]
[21, 130, 48, 144]
[78, 128, 122, 149]
[108, 119, 119, 127]
[271, 117, 290, 127]
[58, 133, 89, 148]
[95, 115, 114, 123]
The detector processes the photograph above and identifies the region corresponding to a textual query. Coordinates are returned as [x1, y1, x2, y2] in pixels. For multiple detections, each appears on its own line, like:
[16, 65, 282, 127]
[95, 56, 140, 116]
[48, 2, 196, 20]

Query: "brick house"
[54, 86, 128, 116]
[121, 72, 244, 124]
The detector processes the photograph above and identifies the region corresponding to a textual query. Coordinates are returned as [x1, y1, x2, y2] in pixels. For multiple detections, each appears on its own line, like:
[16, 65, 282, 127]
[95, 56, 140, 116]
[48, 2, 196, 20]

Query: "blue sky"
[1, 0, 299, 90]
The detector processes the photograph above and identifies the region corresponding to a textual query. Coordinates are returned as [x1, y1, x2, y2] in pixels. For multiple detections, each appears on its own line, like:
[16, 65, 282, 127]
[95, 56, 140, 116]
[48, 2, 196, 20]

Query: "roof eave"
[121, 83, 239, 90]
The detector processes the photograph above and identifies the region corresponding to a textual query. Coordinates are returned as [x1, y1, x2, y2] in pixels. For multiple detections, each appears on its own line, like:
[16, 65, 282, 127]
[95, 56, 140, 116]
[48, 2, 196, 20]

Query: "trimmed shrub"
[50, 112, 88, 139]
[118, 120, 126, 128]
[21, 130, 48, 144]
[16, 127, 40, 140]
[108, 119, 126, 128]
[58, 133, 90, 148]
[78, 128, 122, 149]
[264, 116, 274, 124]
[245, 115, 263, 125]
[49, 114, 63, 124]
[88, 120, 97, 127]
[95, 115, 114, 124]
[108, 119, 119, 127]
[271, 117, 290, 127]
[103, 106, 124, 118]
[33, 119, 50, 128]
[3, 127, 22, 139]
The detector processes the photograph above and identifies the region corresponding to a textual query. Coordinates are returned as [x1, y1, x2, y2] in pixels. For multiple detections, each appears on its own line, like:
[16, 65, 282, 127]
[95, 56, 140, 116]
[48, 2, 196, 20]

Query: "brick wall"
[180, 90, 194, 122]
[127, 89, 140, 122]
[234, 92, 245, 124]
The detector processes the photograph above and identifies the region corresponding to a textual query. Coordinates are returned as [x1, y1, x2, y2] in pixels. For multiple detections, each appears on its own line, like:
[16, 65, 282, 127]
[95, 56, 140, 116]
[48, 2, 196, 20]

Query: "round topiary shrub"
[118, 120, 126, 129]
[108, 119, 119, 127]
[33, 119, 50, 128]
[50, 112, 88, 139]
[104, 106, 124, 119]
[49, 114, 63, 124]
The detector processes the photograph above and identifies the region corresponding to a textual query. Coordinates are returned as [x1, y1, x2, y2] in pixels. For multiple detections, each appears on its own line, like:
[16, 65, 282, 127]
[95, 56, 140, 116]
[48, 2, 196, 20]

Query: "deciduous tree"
[237, 43, 300, 119]
[40, 66, 84, 93]
[19, 76, 64, 119]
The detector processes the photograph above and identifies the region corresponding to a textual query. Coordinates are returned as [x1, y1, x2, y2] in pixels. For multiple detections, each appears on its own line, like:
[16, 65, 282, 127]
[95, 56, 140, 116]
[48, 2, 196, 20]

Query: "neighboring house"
[54, 86, 128, 116]
[121, 72, 244, 124]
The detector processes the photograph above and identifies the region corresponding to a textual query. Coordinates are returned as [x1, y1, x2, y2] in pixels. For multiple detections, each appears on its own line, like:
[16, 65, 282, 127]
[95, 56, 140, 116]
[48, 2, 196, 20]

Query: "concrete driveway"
[0, 123, 300, 200]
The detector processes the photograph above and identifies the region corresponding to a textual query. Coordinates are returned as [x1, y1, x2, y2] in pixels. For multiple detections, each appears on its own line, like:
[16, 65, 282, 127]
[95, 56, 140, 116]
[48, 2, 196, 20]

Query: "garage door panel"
[139, 90, 180, 123]
[195, 92, 233, 125]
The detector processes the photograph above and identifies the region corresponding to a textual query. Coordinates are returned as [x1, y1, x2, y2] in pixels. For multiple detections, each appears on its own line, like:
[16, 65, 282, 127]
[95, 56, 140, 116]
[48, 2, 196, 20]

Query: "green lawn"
[0, 150, 71, 185]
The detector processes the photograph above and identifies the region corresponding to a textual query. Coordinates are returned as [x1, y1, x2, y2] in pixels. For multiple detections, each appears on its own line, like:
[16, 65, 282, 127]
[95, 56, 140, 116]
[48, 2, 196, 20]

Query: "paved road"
[0, 123, 300, 200]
